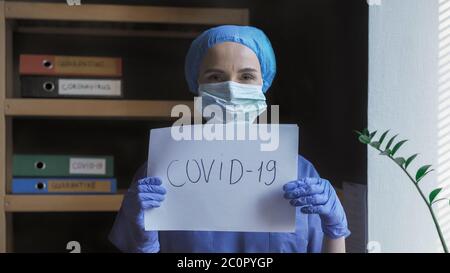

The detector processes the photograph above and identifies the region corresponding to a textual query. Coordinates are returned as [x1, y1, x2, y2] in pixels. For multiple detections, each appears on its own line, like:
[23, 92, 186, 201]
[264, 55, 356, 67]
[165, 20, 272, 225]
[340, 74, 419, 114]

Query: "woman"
[109, 25, 350, 253]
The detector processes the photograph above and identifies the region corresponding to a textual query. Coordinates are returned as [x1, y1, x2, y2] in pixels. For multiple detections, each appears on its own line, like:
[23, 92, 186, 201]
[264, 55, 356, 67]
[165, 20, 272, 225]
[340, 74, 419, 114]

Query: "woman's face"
[198, 42, 263, 86]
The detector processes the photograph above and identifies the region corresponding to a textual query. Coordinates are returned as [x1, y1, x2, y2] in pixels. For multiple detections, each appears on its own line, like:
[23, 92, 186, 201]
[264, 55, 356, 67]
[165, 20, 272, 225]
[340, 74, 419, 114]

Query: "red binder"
[19, 54, 122, 77]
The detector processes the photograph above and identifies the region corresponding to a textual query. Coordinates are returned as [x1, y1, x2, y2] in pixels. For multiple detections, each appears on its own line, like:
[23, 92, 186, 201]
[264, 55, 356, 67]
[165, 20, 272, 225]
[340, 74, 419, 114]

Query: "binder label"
[20, 55, 122, 77]
[56, 56, 119, 75]
[48, 179, 111, 192]
[58, 79, 121, 96]
[69, 158, 107, 175]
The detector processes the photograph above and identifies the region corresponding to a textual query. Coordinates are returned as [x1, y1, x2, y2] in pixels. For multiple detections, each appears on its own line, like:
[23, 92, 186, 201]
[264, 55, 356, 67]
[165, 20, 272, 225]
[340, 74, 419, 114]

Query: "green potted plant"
[355, 129, 449, 253]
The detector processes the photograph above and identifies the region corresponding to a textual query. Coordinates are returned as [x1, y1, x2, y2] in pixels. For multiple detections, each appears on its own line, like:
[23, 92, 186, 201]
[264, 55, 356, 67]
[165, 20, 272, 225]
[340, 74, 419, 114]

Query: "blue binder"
[12, 178, 117, 194]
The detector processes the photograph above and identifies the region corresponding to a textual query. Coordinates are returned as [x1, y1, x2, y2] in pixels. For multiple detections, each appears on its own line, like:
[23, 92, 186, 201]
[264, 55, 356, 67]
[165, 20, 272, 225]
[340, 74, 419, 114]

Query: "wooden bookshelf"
[0, 0, 249, 253]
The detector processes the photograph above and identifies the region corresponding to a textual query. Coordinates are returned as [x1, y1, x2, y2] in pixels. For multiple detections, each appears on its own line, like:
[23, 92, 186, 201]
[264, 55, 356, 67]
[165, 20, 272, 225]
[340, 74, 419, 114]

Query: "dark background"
[10, 0, 368, 252]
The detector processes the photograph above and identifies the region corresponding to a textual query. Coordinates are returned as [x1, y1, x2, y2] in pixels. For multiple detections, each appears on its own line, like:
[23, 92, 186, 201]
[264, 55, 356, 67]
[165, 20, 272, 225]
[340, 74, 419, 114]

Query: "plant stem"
[377, 148, 449, 253]
[426, 201, 449, 253]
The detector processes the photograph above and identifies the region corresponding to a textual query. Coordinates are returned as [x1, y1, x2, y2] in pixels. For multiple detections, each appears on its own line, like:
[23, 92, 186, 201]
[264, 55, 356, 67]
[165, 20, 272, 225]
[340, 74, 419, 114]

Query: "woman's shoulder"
[297, 154, 320, 178]
[133, 162, 148, 181]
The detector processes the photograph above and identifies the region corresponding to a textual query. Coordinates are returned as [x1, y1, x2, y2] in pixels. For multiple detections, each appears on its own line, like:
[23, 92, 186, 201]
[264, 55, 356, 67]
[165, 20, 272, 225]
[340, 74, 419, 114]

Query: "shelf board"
[3, 191, 344, 212]
[16, 26, 201, 39]
[4, 1, 249, 25]
[4, 98, 193, 118]
[4, 194, 124, 212]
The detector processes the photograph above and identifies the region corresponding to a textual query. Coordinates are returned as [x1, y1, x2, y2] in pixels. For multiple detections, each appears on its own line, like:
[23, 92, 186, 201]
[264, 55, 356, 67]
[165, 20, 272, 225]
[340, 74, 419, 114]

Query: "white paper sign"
[144, 124, 298, 232]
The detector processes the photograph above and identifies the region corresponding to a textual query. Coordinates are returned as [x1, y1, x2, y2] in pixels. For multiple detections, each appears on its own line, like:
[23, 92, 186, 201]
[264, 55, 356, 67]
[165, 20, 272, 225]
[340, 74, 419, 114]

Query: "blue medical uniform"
[109, 155, 324, 253]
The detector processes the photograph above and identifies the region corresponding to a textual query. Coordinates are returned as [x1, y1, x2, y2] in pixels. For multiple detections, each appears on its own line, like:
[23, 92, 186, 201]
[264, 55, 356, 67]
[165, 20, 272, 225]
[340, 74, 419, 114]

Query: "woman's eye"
[207, 74, 222, 82]
[241, 73, 256, 81]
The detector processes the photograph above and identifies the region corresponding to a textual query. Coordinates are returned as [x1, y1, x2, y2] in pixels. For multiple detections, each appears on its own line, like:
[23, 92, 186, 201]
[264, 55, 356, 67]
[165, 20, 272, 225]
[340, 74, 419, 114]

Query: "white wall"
[368, 0, 445, 252]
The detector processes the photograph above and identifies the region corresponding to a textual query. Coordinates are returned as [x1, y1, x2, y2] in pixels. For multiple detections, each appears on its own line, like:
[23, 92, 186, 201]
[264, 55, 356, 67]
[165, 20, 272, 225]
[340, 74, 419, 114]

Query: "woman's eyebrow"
[203, 68, 225, 74]
[238, 68, 259, 73]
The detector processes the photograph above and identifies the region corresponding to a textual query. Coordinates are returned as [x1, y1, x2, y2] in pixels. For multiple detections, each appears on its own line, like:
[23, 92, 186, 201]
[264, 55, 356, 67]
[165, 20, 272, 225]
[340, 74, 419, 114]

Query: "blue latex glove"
[283, 177, 350, 239]
[109, 176, 166, 252]
[124, 176, 166, 227]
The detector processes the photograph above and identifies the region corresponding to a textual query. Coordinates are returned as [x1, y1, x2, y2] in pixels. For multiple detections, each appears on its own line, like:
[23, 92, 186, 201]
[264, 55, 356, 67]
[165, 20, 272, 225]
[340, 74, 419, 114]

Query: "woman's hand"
[283, 177, 350, 239]
[122, 177, 166, 228]
[109, 176, 166, 252]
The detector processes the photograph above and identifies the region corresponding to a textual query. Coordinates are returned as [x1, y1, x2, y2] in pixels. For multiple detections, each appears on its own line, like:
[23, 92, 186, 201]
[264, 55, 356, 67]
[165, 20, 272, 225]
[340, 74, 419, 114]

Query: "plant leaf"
[378, 130, 390, 145]
[362, 128, 369, 136]
[416, 165, 434, 183]
[369, 131, 377, 141]
[429, 188, 442, 204]
[354, 130, 363, 137]
[385, 134, 398, 151]
[380, 149, 391, 156]
[394, 157, 406, 166]
[358, 135, 371, 144]
[370, 141, 381, 149]
[405, 154, 419, 169]
[390, 140, 408, 156]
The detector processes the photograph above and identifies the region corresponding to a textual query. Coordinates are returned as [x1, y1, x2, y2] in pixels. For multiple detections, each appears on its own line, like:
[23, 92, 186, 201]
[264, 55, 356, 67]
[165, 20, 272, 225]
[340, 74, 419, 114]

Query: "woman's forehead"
[200, 42, 261, 71]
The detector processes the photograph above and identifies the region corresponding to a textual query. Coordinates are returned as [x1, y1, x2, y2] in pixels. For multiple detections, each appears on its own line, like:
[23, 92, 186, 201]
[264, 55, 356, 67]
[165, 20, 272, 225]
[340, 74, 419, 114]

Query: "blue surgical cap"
[185, 25, 276, 94]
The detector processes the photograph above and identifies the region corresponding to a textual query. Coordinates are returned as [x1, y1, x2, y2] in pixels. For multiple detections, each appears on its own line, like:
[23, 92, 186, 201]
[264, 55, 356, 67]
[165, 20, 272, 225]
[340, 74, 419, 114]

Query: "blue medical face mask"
[197, 81, 267, 123]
